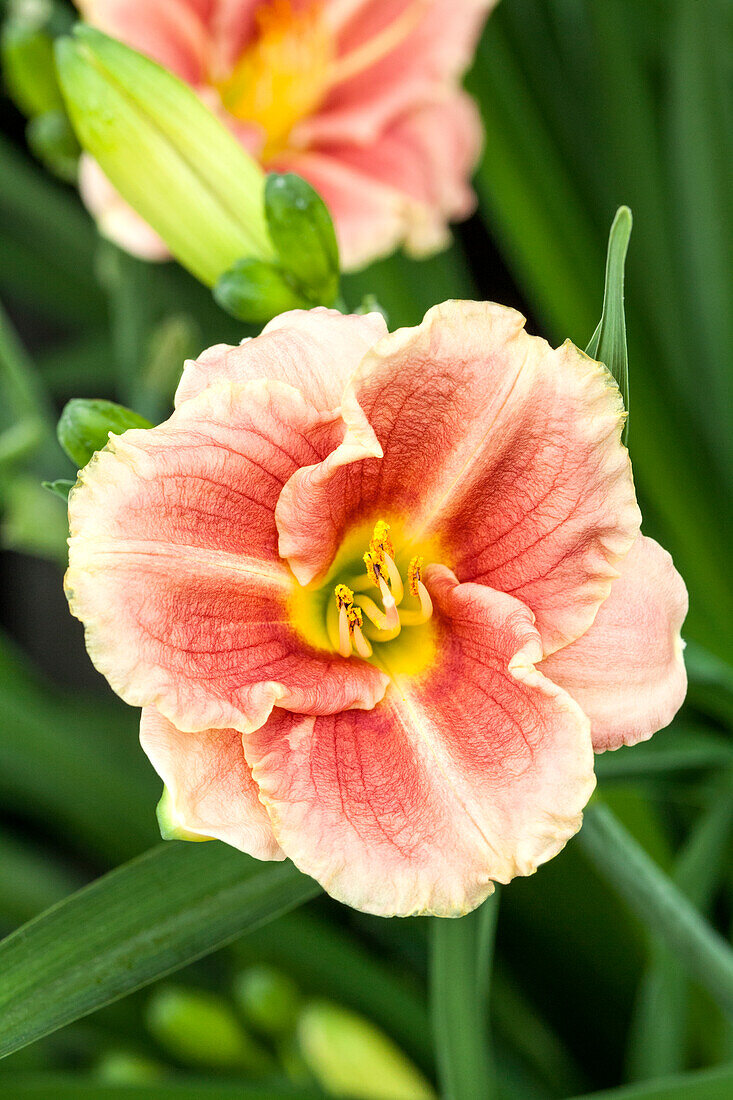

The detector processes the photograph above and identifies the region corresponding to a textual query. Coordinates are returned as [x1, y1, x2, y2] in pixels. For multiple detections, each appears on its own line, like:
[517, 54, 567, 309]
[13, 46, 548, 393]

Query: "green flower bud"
[55, 27, 274, 286]
[1, 15, 64, 118]
[26, 109, 80, 182]
[234, 966, 301, 1038]
[265, 173, 340, 305]
[95, 1049, 166, 1084]
[297, 1001, 437, 1100]
[215, 258, 307, 323]
[146, 985, 273, 1073]
[57, 398, 152, 471]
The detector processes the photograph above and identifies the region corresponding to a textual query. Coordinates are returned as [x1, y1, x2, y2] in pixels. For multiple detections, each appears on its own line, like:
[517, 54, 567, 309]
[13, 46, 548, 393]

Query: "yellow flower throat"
[291, 520, 437, 677]
[216, 0, 430, 160]
[217, 0, 333, 160]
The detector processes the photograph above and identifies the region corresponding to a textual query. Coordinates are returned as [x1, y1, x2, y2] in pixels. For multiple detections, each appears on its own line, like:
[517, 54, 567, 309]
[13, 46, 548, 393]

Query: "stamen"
[347, 606, 373, 658]
[334, 583, 354, 657]
[378, 579, 400, 630]
[355, 594, 397, 633]
[363, 550, 381, 588]
[382, 553, 404, 605]
[368, 522, 404, 604]
[370, 520, 394, 559]
[407, 556, 423, 597]
[400, 557, 433, 625]
[335, 583, 354, 609]
[338, 603, 352, 657]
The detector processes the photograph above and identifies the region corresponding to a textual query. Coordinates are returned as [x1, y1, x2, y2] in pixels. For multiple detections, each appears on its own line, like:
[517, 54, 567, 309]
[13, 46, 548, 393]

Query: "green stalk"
[577, 803, 733, 1019]
[430, 891, 499, 1099]
[626, 773, 733, 1079]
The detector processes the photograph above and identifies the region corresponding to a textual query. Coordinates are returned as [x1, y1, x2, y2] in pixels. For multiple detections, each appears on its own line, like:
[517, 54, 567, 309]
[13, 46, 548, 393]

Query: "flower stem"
[578, 802, 733, 1018]
[430, 890, 499, 1100]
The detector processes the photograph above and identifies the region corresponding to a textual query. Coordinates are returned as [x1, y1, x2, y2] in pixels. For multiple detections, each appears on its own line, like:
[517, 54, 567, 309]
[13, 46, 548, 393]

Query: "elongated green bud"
[2, 16, 64, 118]
[57, 398, 152, 470]
[234, 966, 301, 1037]
[95, 1050, 166, 1084]
[298, 1000, 437, 1100]
[146, 986, 273, 1072]
[55, 26, 274, 286]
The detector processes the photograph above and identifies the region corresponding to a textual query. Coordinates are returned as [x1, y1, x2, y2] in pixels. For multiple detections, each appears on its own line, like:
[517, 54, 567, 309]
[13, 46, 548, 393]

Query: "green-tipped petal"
[155, 787, 211, 844]
[56, 27, 273, 286]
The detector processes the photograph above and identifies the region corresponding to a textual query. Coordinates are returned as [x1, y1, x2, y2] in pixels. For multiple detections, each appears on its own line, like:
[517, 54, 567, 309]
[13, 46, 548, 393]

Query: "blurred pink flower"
[75, 0, 497, 269]
[66, 303, 687, 916]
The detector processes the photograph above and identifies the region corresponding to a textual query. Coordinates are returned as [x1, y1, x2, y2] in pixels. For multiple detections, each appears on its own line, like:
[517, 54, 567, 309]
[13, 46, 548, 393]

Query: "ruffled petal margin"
[66, 379, 388, 735]
[277, 301, 641, 656]
[140, 706, 283, 858]
[175, 308, 387, 410]
[540, 535, 688, 752]
[245, 565, 594, 916]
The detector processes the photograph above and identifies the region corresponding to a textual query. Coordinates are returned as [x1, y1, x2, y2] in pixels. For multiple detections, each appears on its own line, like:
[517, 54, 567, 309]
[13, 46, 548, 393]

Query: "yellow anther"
[363, 550, 381, 587]
[334, 583, 354, 609]
[407, 556, 424, 598]
[346, 605, 363, 631]
[370, 519, 394, 559]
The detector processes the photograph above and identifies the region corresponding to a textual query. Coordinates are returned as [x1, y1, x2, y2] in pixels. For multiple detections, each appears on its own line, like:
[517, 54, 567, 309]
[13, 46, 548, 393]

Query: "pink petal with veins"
[140, 707, 283, 858]
[66, 379, 387, 735]
[277, 301, 641, 655]
[246, 565, 594, 916]
[541, 536, 688, 751]
[176, 308, 387, 409]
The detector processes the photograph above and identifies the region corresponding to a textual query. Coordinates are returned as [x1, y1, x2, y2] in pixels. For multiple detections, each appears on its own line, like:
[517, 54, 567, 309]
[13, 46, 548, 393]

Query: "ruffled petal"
[66, 379, 388, 734]
[280, 93, 481, 269]
[176, 308, 387, 409]
[246, 565, 594, 916]
[78, 156, 170, 262]
[277, 301, 641, 654]
[540, 536, 688, 752]
[140, 707, 283, 858]
[77, 0, 211, 83]
[303, 0, 496, 143]
[272, 151, 414, 271]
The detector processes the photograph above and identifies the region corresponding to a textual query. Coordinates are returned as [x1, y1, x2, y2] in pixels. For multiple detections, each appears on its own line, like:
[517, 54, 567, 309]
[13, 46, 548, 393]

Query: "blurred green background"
[0, 0, 731, 1097]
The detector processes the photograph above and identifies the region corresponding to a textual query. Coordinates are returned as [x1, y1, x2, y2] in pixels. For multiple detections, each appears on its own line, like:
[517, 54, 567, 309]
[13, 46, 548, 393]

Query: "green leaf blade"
[430, 894, 498, 1099]
[0, 843, 319, 1061]
[585, 206, 632, 442]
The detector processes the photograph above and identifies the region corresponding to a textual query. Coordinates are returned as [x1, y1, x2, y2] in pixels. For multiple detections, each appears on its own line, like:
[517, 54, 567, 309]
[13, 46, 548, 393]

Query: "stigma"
[330, 521, 433, 658]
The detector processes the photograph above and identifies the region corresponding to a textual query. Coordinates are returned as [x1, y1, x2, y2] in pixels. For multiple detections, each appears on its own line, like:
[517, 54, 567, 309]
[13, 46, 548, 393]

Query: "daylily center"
[290, 518, 439, 675]
[216, 0, 334, 160]
[215, 0, 430, 161]
[328, 520, 434, 660]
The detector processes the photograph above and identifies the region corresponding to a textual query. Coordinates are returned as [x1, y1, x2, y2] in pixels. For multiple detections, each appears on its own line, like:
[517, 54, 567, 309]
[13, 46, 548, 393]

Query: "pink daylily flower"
[65, 303, 688, 916]
[74, 0, 496, 270]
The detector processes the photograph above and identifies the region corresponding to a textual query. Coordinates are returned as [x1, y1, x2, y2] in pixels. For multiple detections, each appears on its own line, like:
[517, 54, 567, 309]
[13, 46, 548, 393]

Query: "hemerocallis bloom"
[74, 0, 497, 269]
[65, 303, 688, 916]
